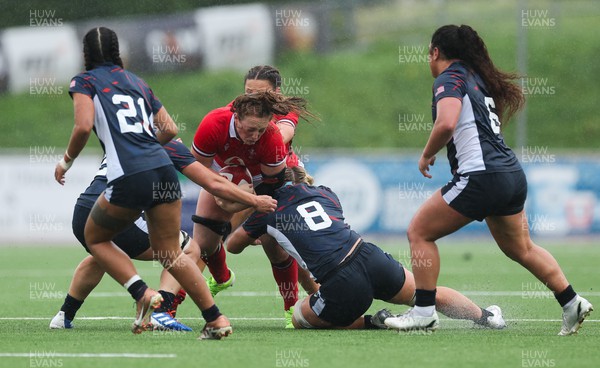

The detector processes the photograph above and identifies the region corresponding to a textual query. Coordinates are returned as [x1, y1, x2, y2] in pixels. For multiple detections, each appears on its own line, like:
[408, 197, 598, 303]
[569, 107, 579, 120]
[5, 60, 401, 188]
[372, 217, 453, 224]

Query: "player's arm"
[225, 224, 261, 254]
[275, 113, 298, 144]
[214, 188, 254, 214]
[153, 106, 178, 145]
[254, 162, 286, 196]
[253, 125, 288, 196]
[191, 111, 220, 166]
[419, 97, 461, 178]
[276, 122, 295, 144]
[181, 161, 276, 213]
[54, 92, 94, 185]
[191, 150, 214, 168]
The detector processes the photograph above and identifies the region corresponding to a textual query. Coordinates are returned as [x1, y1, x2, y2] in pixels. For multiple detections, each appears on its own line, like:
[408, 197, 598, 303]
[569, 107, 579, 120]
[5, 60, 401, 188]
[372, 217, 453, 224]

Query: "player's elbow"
[73, 121, 93, 136]
[434, 119, 456, 134]
[162, 125, 178, 140]
[156, 130, 176, 145]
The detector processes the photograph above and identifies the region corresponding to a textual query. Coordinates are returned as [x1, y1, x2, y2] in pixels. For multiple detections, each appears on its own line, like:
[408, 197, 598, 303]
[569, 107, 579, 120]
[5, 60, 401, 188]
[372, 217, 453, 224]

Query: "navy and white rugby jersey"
[76, 139, 196, 209]
[242, 184, 361, 282]
[69, 63, 171, 183]
[432, 61, 521, 175]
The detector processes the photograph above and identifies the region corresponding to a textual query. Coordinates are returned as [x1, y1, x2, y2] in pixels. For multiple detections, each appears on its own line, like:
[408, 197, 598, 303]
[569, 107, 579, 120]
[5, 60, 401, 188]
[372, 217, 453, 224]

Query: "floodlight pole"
[516, 0, 528, 149]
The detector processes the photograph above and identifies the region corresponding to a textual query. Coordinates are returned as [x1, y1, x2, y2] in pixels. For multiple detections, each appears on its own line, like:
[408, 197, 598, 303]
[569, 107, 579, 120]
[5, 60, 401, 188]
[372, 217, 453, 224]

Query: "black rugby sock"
[474, 307, 494, 326]
[363, 315, 378, 329]
[415, 289, 436, 307]
[555, 285, 577, 307]
[154, 290, 175, 313]
[60, 294, 84, 321]
[127, 280, 148, 301]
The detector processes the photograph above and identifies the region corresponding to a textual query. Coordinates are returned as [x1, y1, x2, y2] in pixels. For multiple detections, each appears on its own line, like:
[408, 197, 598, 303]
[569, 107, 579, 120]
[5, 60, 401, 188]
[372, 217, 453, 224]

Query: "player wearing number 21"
[384, 24, 592, 335]
[53, 27, 232, 339]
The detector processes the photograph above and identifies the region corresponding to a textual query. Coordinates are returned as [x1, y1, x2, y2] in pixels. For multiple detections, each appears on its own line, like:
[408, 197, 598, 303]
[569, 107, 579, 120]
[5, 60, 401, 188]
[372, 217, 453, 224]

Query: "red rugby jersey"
[225, 100, 301, 167]
[192, 106, 287, 177]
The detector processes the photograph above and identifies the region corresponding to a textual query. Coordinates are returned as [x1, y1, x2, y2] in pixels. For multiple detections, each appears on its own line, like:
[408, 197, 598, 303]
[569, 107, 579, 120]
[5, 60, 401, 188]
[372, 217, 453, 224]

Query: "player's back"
[433, 61, 520, 175]
[70, 64, 170, 182]
[269, 184, 360, 281]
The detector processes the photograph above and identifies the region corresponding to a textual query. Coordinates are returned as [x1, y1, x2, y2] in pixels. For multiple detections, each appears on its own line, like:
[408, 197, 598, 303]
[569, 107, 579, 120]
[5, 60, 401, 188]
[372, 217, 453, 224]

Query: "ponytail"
[231, 91, 317, 122]
[284, 165, 313, 185]
[431, 25, 525, 123]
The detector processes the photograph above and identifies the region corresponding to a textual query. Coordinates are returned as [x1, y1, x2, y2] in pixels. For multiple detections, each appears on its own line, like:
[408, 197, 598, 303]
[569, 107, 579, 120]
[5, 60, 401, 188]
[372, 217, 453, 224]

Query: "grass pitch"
[0, 240, 598, 368]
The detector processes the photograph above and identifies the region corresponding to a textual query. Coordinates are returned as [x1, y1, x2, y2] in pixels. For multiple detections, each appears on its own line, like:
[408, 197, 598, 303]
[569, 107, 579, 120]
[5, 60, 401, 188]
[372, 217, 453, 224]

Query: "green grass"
[1, 241, 598, 368]
[1, 1, 599, 151]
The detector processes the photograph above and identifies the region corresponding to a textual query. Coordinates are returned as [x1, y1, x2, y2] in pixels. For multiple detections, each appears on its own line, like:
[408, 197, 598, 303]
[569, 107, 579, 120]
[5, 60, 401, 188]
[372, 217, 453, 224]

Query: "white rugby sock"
[412, 305, 436, 317]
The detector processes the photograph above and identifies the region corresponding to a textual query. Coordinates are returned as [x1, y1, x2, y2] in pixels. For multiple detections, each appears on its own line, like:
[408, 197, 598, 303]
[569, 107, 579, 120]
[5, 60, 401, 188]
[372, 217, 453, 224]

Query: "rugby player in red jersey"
[226, 66, 319, 327]
[189, 91, 314, 327]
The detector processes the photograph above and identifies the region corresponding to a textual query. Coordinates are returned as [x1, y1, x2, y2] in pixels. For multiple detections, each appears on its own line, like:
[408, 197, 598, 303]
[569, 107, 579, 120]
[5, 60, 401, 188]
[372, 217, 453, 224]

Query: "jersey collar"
[228, 114, 240, 140]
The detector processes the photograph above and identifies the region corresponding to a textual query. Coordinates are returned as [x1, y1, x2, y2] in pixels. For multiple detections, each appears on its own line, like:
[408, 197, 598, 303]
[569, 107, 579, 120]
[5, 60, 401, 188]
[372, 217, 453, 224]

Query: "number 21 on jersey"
[112, 94, 155, 136]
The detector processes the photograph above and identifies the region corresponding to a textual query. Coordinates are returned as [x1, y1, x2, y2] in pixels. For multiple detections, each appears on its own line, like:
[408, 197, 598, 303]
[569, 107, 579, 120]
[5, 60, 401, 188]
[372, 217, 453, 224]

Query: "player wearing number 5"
[384, 25, 593, 335]
[54, 27, 232, 339]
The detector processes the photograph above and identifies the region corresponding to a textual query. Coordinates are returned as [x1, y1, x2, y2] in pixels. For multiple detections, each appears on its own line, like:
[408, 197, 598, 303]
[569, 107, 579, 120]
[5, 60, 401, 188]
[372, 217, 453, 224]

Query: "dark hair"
[244, 65, 282, 90]
[231, 91, 316, 121]
[431, 24, 525, 122]
[83, 27, 124, 71]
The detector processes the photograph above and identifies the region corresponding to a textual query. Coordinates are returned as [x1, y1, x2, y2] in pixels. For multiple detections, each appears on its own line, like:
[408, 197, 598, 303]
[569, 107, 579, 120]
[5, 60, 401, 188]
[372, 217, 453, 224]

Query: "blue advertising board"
[179, 153, 600, 238]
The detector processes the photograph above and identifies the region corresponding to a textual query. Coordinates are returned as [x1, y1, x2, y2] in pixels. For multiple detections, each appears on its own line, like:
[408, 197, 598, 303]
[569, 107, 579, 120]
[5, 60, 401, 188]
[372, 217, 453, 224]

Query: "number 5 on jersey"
[484, 96, 501, 135]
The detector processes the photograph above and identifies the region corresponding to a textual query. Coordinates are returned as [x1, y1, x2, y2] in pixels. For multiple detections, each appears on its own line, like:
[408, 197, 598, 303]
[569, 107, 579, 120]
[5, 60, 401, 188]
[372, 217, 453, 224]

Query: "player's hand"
[254, 195, 277, 213]
[55, 154, 74, 185]
[54, 162, 68, 185]
[418, 154, 436, 179]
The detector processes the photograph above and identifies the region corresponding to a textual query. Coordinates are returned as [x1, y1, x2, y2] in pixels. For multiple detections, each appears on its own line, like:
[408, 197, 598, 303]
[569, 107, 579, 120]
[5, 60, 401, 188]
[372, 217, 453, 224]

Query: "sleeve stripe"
[191, 142, 216, 157]
[276, 119, 297, 128]
[264, 158, 287, 167]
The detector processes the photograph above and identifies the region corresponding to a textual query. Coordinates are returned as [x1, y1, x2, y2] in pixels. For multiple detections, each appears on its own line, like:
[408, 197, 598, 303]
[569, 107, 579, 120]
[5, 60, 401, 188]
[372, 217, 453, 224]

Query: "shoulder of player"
[438, 61, 469, 78]
[199, 107, 234, 131]
[245, 211, 272, 226]
[274, 111, 299, 126]
[70, 69, 98, 85]
[204, 106, 233, 122]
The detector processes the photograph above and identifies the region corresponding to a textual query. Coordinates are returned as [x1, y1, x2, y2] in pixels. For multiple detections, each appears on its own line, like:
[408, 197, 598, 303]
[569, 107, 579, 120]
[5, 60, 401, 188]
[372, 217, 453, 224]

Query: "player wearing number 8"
[54, 27, 232, 339]
[386, 24, 593, 335]
[226, 166, 509, 330]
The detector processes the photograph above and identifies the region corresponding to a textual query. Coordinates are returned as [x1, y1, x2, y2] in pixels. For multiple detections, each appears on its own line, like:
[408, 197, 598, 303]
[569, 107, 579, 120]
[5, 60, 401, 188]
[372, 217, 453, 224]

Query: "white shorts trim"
[442, 175, 469, 205]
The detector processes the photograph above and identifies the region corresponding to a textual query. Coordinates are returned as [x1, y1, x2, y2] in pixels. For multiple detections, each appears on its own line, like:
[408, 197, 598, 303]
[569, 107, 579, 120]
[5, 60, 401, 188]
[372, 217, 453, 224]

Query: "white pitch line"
[0, 317, 281, 321]
[0, 353, 176, 358]
[462, 291, 600, 297]
[0, 317, 598, 323]
[85, 291, 600, 298]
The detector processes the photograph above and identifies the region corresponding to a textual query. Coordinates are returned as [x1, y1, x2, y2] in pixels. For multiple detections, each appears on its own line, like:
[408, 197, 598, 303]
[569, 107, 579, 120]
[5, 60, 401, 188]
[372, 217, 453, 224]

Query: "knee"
[184, 239, 201, 262]
[292, 299, 315, 329]
[407, 222, 425, 246]
[77, 255, 104, 277]
[262, 239, 288, 264]
[501, 243, 532, 264]
[79, 255, 98, 270]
